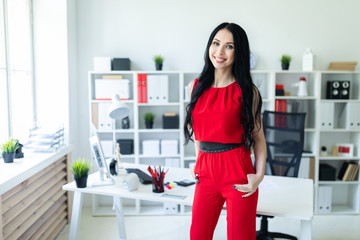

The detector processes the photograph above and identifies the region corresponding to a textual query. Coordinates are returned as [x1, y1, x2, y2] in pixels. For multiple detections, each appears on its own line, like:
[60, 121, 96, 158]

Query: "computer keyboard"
[125, 168, 153, 184]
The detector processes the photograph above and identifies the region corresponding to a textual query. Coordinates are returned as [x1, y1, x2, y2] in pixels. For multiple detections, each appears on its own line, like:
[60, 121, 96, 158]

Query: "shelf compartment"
[320, 72, 360, 100]
[316, 184, 359, 214]
[319, 132, 360, 158]
[274, 99, 316, 129]
[89, 73, 135, 101]
[275, 72, 318, 97]
[138, 105, 180, 129]
[319, 159, 359, 182]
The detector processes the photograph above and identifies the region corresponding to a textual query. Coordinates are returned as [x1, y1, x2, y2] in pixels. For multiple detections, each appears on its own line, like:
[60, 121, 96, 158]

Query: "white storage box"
[95, 79, 130, 100]
[142, 140, 160, 156]
[163, 202, 178, 214]
[161, 140, 178, 155]
[165, 158, 180, 167]
[93, 57, 111, 72]
[320, 102, 334, 129]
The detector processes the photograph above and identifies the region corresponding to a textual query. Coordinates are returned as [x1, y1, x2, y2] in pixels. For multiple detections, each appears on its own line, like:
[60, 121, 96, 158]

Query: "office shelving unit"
[88, 70, 360, 216]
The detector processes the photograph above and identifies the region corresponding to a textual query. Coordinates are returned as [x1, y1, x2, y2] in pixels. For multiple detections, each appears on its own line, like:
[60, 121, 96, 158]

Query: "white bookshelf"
[88, 70, 360, 216]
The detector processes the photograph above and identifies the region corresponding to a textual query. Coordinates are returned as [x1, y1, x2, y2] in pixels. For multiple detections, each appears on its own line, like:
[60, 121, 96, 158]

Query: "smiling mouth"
[214, 56, 226, 63]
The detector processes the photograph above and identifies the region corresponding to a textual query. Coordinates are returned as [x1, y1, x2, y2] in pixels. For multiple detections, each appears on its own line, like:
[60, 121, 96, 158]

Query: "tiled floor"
[56, 208, 360, 240]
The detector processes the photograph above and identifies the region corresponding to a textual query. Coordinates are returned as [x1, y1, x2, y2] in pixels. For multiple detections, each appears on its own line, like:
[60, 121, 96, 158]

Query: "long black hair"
[183, 22, 262, 150]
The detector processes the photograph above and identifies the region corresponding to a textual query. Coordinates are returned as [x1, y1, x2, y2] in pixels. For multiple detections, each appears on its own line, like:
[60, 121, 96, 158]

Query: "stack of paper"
[25, 126, 65, 152]
[328, 62, 357, 71]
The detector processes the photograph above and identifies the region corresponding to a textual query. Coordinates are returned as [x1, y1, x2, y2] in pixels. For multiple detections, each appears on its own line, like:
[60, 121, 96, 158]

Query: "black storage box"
[319, 163, 336, 181]
[116, 139, 134, 155]
[112, 58, 131, 70]
[162, 113, 179, 129]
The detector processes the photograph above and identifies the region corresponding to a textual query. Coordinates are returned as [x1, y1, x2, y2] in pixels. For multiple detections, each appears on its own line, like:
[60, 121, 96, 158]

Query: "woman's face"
[209, 28, 235, 70]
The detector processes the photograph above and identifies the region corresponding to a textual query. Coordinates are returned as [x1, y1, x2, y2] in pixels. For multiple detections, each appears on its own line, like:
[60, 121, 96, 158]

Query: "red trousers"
[190, 147, 258, 240]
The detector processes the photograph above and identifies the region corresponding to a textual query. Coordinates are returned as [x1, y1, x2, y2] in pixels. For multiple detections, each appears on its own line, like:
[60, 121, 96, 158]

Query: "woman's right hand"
[190, 165, 199, 184]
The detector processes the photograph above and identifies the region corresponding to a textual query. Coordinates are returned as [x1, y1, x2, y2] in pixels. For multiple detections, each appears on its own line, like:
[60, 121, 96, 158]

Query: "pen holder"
[152, 176, 164, 193]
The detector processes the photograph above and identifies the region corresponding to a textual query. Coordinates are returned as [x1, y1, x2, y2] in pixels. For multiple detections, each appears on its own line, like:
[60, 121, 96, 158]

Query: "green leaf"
[70, 158, 92, 178]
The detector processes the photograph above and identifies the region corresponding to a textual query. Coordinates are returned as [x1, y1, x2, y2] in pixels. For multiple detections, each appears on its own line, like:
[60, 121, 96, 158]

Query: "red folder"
[275, 100, 287, 127]
[142, 74, 147, 103]
[137, 74, 143, 103]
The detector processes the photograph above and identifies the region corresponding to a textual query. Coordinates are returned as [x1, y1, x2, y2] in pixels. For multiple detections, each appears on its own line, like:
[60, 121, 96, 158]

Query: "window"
[0, 0, 8, 141]
[0, 0, 34, 142]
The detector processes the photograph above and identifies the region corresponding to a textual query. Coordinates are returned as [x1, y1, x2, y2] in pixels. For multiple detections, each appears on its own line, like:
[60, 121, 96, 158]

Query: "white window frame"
[1, 0, 36, 139]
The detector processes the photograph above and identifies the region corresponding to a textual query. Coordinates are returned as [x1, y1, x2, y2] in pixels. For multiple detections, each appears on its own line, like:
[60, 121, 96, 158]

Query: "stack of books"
[25, 126, 65, 152]
[328, 62, 357, 71]
[338, 162, 359, 181]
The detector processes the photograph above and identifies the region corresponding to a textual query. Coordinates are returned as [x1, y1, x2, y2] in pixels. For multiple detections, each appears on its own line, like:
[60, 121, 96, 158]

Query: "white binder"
[147, 75, 158, 103]
[98, 102, 113, 131]
[345, 102, 360, 129]
[318, 186, 332, 213]
[320, 102, 334, 129]
[159, 75, 169, 103]
[147, 75, 168, 103]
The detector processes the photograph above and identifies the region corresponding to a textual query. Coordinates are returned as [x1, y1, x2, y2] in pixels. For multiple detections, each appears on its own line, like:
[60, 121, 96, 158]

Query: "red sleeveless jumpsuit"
[190, 79, 258, 240]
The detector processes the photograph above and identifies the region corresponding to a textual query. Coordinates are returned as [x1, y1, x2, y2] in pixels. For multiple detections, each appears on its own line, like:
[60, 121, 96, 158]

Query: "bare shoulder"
[188, 80, 195, 97]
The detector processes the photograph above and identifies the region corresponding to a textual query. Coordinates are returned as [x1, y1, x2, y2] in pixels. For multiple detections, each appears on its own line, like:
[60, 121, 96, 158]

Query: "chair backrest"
[262, 111, 306, 177]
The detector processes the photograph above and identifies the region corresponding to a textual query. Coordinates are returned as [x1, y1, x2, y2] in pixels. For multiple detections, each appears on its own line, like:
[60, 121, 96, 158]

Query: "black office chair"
[256, 111, 306, 240]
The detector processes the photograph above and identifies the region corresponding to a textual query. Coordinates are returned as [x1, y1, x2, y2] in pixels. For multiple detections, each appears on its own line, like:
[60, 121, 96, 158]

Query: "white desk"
[63, 163, 313, 240]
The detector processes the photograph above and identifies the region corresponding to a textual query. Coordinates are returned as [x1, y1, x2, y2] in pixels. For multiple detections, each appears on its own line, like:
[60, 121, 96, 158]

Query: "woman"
[184, 22, 267, 240]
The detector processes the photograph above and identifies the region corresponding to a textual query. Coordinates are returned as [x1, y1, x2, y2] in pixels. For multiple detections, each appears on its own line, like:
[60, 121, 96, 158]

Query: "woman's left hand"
[233, 174, 262, 198]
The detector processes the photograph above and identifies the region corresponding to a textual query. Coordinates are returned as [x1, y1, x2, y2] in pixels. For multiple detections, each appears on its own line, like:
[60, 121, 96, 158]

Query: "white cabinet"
[88, 70, 360, 216]
[316, 71, 360, 215]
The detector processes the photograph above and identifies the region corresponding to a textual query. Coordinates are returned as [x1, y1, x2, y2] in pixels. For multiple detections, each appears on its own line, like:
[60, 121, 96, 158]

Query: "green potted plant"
[153, 55, 164, 70]
[281, 54, 292, 70]
[70, 158, 92, 188]
[144, 112, 155, 129]
[13, 139, 24, 158]
[1, 139, 19, 163]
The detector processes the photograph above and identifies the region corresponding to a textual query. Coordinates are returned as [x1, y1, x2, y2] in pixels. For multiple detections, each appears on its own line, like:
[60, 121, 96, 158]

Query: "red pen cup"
[152, 176, 164, 193]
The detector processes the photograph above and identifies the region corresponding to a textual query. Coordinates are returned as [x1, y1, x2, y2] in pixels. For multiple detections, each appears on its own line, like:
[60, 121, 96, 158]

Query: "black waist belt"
[200, 142, 243, 153]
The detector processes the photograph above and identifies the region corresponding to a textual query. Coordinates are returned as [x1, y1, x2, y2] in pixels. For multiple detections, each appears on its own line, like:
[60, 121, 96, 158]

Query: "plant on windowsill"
[153, 55, 164, 70]
[1, 139, 19, 163]
[70, 158, 92, 188]
[281, 54, 292, 70]
[144, 112, 155, 129]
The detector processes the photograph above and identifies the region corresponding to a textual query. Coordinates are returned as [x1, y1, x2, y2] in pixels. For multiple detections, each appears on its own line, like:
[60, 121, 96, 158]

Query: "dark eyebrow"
[213, 38, 234, 44]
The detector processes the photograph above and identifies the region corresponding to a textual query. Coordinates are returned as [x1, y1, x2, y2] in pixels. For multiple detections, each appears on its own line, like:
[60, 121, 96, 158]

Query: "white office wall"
[75, 0, 360, 159]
